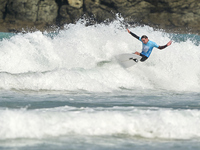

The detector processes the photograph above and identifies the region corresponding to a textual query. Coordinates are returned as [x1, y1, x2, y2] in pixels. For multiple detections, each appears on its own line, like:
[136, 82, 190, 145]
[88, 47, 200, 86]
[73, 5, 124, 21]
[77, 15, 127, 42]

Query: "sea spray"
[0, 19, 199, 92]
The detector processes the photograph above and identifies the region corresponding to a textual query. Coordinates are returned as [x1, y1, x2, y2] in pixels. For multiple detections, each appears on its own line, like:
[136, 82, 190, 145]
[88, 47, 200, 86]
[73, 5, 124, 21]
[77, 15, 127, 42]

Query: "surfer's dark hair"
[141, 35, 148, 39]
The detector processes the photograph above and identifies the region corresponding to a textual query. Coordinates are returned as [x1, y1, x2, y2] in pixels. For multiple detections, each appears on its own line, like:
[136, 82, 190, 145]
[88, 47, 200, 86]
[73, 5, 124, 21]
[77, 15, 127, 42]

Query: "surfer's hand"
[127, 29, 130, 33]
[167, 41, 172, 46]
[134, 52, 140, 55]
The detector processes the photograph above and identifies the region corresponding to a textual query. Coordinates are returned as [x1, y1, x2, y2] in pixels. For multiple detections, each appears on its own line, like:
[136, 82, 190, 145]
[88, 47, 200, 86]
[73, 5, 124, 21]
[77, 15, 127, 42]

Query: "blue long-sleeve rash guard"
[139, 37, 159, 57]
[129, 32, 167, 58]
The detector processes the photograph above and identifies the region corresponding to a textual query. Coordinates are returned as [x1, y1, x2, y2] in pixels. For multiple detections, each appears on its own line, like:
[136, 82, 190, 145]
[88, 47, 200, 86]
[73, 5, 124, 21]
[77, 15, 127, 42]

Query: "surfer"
[127, 29, 172, 62]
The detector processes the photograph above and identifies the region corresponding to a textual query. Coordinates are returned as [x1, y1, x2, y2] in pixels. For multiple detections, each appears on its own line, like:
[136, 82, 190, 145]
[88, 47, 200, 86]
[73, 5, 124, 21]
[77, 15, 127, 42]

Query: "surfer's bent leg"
[140, 54, 148, 62]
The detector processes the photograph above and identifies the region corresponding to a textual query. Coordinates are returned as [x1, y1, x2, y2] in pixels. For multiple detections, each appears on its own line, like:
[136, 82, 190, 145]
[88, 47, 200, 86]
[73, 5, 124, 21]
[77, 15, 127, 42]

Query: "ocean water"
[0, 19, 200, 150]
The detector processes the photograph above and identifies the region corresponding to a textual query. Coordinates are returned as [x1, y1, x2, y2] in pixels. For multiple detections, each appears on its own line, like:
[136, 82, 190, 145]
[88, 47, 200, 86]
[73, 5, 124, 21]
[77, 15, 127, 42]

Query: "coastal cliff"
[0, 0, 199, 34]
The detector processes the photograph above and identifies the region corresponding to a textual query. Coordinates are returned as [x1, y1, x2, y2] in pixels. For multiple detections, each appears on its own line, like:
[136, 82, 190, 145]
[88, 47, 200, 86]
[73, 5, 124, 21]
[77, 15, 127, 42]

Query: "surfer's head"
[141, 35, 148, 44]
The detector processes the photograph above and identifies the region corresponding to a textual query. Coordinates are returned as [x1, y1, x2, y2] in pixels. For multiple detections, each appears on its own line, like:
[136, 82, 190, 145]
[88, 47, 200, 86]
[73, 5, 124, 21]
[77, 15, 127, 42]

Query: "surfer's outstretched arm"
[127, 29, 139, 40]
[158, 41, 172, 50]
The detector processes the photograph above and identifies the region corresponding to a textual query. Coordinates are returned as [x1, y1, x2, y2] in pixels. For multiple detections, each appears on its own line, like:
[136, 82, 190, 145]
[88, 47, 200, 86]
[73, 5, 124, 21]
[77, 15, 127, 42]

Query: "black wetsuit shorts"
[140, 53, 148, 62]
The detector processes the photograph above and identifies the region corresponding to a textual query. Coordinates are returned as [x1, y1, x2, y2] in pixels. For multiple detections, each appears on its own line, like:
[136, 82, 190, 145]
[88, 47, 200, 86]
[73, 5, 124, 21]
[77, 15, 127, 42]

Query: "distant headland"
[0, 0, 199, 34]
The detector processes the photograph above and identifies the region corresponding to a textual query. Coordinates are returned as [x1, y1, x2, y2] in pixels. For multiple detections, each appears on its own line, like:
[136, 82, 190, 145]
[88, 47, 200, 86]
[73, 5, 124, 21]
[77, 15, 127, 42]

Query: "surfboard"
[116, 53, 142, 68]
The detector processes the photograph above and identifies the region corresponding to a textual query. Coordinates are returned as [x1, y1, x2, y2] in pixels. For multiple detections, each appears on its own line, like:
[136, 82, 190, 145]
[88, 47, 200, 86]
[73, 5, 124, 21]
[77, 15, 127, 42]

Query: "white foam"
[1, 107, 200, 140]
[0, 20, 199, 92]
